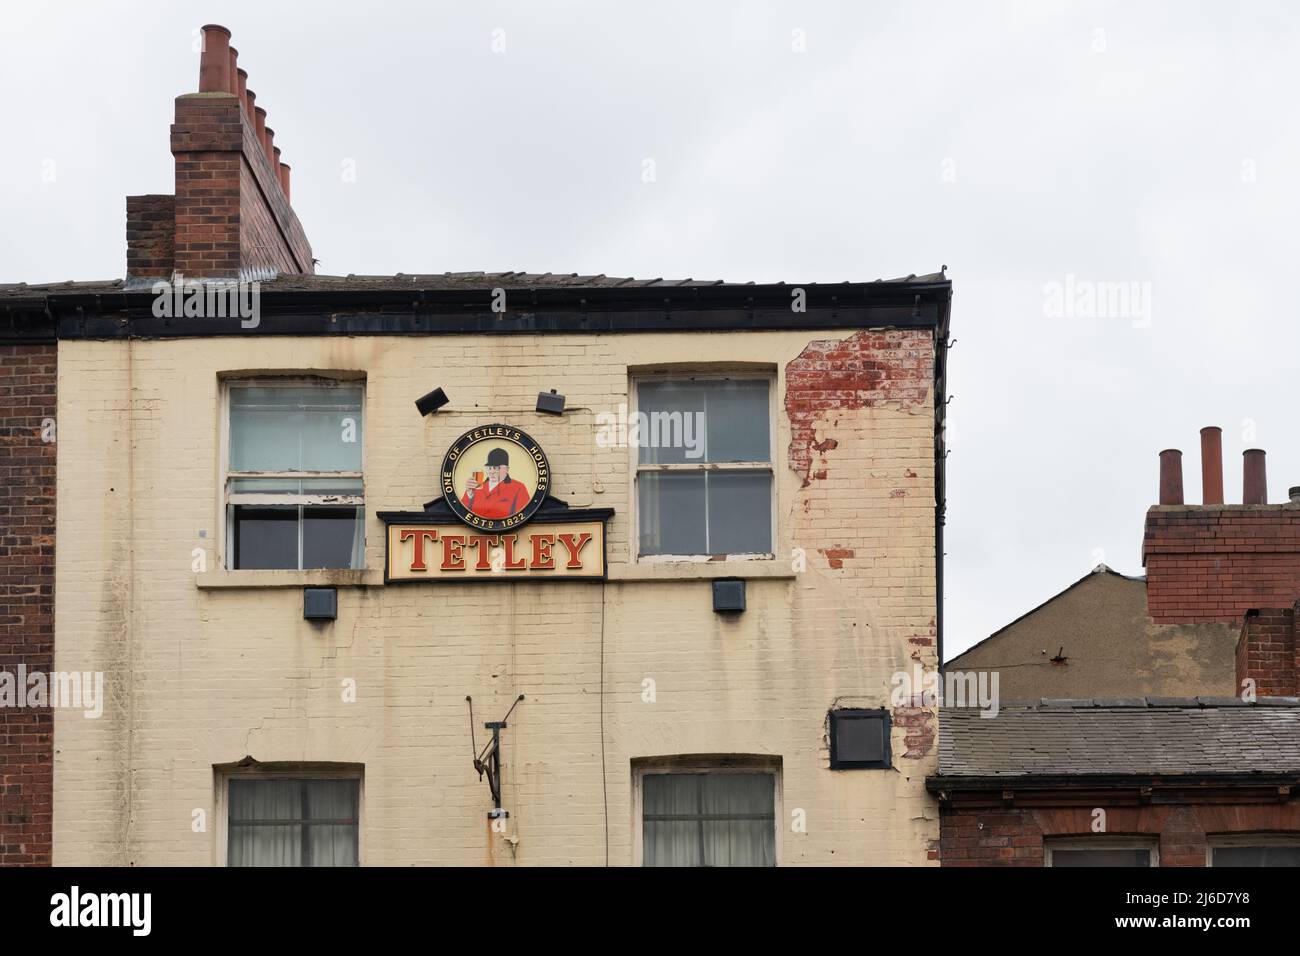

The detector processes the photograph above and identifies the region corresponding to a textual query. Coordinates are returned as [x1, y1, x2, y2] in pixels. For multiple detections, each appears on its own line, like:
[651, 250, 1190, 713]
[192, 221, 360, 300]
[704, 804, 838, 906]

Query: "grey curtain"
[228, 779, 359, 867]
[643, 773, 775, 867]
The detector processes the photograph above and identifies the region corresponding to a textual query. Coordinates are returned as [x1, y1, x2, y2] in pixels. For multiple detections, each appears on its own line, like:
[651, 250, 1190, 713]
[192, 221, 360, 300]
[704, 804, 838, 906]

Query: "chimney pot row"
[202, 26, 291, 202]
[1158, 429, 1271, 506]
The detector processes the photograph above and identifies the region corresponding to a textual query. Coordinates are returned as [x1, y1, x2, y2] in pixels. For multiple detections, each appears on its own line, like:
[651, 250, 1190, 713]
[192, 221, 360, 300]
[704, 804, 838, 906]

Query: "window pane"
[705, 380, 770, 463]
[1051, 847, 1152, 867]
[229, 779, 299, 821]
[703, 819, 775, 867]
[1214, 845, 1300, 866]
[637, 382, 705, 465]
[303, 507, 363, 569]
[707, 471, 772, 554]
[229, 825, 301, 867]
[229, 384, 363, 472]
[638, 472, 706, 555]
[232, 506, 298, 570]
[637, 379, 770, 464]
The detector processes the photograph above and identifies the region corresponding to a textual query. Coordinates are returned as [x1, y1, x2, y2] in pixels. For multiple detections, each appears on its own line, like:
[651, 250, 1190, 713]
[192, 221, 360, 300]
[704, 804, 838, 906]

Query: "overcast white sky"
[4, 1, 1299, 658]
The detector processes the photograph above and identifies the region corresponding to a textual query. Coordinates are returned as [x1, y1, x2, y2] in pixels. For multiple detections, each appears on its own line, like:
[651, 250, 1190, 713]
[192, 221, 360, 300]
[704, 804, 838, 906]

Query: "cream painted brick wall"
[53, 330, 938, 865]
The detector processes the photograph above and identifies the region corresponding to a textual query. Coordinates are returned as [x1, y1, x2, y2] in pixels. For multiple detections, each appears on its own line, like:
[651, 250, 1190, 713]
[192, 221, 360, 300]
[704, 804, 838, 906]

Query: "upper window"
[635, 376, 773, 558]
[226, 776, 360, 867]
[639, 770, 777, 867]
[225, 379, 365, 570]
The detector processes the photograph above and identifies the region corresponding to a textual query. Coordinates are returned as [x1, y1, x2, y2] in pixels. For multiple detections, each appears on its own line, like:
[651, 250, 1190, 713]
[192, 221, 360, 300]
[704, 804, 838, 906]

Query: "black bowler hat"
[486, 448, 510, 467]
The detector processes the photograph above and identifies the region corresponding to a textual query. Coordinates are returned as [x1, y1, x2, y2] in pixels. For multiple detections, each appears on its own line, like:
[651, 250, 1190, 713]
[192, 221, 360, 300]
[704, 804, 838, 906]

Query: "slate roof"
[0, 269, 951, 300]
[937, 698, 1300, 778]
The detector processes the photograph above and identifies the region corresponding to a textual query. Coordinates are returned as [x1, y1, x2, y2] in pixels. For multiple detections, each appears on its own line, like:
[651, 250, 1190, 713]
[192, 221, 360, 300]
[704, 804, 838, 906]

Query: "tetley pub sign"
[380, 424, 612, 582]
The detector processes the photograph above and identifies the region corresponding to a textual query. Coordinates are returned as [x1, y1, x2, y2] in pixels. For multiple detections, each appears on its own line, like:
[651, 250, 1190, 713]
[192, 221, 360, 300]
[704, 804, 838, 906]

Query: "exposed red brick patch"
[891, 705, 936, 758]
[821, 547, 855, 569]
[0, 344, 56, 866]
[785, 329, 934, 486]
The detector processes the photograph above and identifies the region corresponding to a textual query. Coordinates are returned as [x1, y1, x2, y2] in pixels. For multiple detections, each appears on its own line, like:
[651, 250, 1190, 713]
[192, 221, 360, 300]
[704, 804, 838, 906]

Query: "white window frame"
[630, 372, 777, 562]
[215, 766, 365, 867]
[220, 376, 367, 571]
[631, 757, 783, 867]
[1208, 834, 1300, 866]
[1045, 837, 1158, 867]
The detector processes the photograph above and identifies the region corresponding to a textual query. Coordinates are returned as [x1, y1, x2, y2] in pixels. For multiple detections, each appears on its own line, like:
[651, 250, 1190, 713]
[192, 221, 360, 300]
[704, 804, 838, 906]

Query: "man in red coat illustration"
[462, 447, 531, 519]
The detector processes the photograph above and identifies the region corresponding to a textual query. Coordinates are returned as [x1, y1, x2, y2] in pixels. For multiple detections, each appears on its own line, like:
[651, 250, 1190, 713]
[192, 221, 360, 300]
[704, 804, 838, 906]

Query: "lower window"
[1046, 839, 1156, 867]
[638, 765, 778, 867]
[1211, 839, 1300, 867]
[226, 776, 361, 867]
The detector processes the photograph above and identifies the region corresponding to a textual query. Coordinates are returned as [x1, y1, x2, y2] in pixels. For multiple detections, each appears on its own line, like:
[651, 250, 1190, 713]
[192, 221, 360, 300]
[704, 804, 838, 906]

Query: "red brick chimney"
[1236, 606, 1300, 697]
[125, 24, 313, 281]
[1144, 428, 1300, 624]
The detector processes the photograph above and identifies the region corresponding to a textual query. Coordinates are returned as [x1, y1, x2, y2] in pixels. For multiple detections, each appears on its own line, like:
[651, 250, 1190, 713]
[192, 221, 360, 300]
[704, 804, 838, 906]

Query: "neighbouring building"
[930, 697, 1300, 866]
[946, 565, 1237, 699]
[946, 427, 1300, 700]
[0, 26, 953, 866]
[930, 431, 1300, 866]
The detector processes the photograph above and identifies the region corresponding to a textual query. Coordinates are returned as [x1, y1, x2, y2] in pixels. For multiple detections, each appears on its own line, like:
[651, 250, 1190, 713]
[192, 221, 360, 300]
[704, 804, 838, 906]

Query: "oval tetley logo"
[441, 424, 550, 530]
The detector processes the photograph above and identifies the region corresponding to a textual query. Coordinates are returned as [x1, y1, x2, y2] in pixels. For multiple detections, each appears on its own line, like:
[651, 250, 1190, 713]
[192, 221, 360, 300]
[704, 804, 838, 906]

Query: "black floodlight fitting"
[415, 387, 449, 416]
[536, 388, 566, 416]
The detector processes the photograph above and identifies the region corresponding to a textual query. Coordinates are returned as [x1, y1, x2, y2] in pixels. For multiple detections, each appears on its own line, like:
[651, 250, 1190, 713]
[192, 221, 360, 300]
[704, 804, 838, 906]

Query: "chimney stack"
[126, 24, 313, 280]
[1159, 449, 1184, 505]
[198, 25, 232, 94]
[1244, 449, 1268, 505]
[1200, 426, 1224, 505]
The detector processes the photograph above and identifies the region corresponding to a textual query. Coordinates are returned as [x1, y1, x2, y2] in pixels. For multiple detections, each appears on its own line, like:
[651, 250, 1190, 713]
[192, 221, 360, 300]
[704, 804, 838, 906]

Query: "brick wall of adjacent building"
[939, 804, 1300, 866]
[1144, 506, 1300, 624]
[0, 344, 56, 866]
[125, 195, 176, 279]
